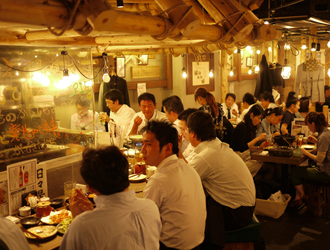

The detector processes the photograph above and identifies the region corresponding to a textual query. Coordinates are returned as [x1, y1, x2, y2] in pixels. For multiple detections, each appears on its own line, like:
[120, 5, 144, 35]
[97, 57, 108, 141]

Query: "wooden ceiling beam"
[183, 0, 215, 25]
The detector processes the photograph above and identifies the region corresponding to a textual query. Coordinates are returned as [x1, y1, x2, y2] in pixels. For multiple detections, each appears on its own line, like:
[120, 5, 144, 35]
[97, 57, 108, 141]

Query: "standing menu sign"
[7, 159, 48, 215]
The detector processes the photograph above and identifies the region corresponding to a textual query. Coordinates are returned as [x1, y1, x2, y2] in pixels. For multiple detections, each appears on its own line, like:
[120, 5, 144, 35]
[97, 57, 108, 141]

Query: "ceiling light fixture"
[301, 44, 307, 50]
[281, 47, 291, 80]
[182, 67, 187, 78]
[229, 68, 234, 76]
[316, 41, 321, 51]
[268, 46, 272, 52]
[311, 38, 316, 52]
[255, 65, 260, 73]
[102, 52, 110, 82]
[117, 0, 124, 8]
[209, 69, 213, 78]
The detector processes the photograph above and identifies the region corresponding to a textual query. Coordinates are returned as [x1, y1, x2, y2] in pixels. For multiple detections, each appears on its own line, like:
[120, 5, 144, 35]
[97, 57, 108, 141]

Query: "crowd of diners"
[2, 86, 330, 250]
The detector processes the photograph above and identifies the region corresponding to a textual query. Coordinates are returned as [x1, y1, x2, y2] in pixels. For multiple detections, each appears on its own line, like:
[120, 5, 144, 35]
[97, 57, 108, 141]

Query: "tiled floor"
[258, 206, 330, 249]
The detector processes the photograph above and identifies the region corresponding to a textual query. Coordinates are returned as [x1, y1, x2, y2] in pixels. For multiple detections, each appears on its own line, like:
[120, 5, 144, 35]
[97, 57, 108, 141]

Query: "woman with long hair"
[194, 87, 233, 144]
[231, 104, 268, 152]
[256, 107, 284, 141]
[295, 97, 310, 119]
[290, 112, 330, 207]
[280, 91, 300, 135]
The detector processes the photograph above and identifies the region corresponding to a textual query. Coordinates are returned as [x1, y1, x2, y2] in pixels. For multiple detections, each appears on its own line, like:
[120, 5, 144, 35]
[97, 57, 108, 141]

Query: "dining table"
[251, 145, 316, 193]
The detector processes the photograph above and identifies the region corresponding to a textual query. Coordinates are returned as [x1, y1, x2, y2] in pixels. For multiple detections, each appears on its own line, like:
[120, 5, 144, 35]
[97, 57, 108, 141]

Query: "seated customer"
[100, 89, 135, 136]
[222, 93, 240, 122]
[142, 120, 206, 250]
[60, 146, 161, 250]
[162, 95, 184, 126]
[71, 96, 105, 131]
[241, 92, 256, 120]
[259, 91, 277, 110]
[128, 92, 167, 135]
[186, 111, 256, 250]
[280, 91, 300, 135]
[290, 112, 330, 208]
[256, 107, 284, 141]
[177, 108, 198, 162]
[0, 216, 30, 250]
[295, 97, 310, 119]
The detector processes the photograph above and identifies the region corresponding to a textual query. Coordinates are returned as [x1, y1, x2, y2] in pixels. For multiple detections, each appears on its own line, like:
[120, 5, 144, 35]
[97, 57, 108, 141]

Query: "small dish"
[301, 144, 315, 150]
[129, 174, 147, 183]
[50, 199, 64, 209]
[20, 217, 41, 229]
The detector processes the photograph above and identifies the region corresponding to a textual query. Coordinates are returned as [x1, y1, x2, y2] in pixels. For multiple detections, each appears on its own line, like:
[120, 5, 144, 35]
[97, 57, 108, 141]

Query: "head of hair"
[187, 111, 216, 142]
[264, 107, 284, 117]
[80, 146, 129, 195]
[243, 92, 255, 105]
[76, 95, 91, 108]
[104, 89, 124, 105]
[178, 108, 198, 122]
[138, 92, 156, 105]
[140, 120, 179, 154]
[225, 93, 236, 101]
[162, 95, 184, 115]
[299, 97, 310, 113]
[194, 87, 219, 118]
[305, 112, 328, 132]
[244, 104, 264, 140]
[286, 91, 299, 108]
[325, 85, 330, 92]
[259, 91, 275, 103]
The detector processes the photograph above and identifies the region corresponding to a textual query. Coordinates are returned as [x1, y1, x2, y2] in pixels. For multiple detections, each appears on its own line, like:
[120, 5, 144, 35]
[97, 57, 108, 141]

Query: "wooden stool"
[224, 214, 261, 250]
[307, 180, 330, 217]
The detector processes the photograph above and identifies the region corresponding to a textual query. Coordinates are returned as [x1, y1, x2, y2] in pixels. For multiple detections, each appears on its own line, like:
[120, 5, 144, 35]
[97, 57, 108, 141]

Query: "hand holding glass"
[64, 181, 76, 200]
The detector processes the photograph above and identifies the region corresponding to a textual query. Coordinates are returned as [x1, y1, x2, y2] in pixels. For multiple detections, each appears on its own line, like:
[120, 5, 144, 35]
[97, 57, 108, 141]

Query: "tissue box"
[254, 194, 291, 219]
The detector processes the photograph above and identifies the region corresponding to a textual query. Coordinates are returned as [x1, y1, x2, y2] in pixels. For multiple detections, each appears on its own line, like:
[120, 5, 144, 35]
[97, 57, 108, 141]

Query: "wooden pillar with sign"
[221, 51, 228, 103]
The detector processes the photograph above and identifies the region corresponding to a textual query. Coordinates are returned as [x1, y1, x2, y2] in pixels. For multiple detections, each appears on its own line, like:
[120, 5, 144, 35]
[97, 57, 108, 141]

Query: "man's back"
[189, 138, 255, 209]
[60, 191, 161, 250]
[144, 155, 206, 249]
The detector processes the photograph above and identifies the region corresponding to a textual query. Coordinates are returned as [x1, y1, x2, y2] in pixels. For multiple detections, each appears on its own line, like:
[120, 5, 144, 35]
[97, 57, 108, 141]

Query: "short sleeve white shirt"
[109, 104, 136, 135]
[0, 217, 30, 250]
[189, 138, 255, 209]
[144, 155, 206, 249]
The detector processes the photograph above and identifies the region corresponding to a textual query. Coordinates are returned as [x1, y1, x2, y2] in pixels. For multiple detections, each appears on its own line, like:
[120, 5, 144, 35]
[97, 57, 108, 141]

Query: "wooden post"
[220, 51, 228, 103]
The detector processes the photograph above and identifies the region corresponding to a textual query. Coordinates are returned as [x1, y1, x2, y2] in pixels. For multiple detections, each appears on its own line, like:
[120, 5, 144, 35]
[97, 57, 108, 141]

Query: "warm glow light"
[301, 44, 307, 50]
[281, 66, 291, 79]
[284, 43, 291, 50]
[328, 41, 330, 48]
[182, 71, 187, 78]
[102, 68, 110, 82]
[246, 46, 251, 51]
[264, 21, 269, 25]
[255, 65, 260, 73]
[256, 50, 260, 54]
[328, 68, 330, 77]
[84, 80, 93, 86]
[229, 70, 234, 76]
[70, 73, 80, 82]
[248, 69, 252, 74]
[35, 55, 37, 58]
[18, 63, 21, 66]
[209, 70, 213, 78]
[234, 49, 237, 53]
[249, 50, 253, 54]
[56, 53, 59, 57]
[33, 72, 50, 86]
[16, 71, 19, 76]
[57, 76, 71, 89]
[268, 46, 272, 52]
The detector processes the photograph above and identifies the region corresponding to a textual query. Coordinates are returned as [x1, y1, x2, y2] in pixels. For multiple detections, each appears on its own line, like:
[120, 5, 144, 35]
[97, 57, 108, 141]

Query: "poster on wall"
[137, 83, 147, 97]
[192, 62, 209, 86]
[7, 159, 48, 215]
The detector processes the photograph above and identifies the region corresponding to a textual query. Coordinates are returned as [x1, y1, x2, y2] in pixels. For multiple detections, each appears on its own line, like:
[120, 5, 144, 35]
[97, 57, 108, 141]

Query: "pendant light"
[102, 52, 110, 82]
[209, 68, 213, 78]
[281, 48, 291, 79]
[182, 67, 187, 78]
[117, 0, 124, 8]
[311, 38, 316, 52]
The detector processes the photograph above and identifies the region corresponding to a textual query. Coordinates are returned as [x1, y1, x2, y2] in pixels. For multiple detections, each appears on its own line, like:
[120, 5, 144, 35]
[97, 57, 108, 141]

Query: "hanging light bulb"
[284, 43, 291, 50]
[209, 69, 213, 78]
[117, 0, 124, 8]
[229, 68, 234, 76]
[281, 66, 291, 79]
[268, 46, 272, 52]
[301, 44, 307, 50]
[182, 67, 187, 78]
[248, 68, 252, 74]
[255, 65, 260, 73]
[264, 21, 269, 25]
[311, 38, 316, 52]
[102, 52, 110, 82]
[256, 49, 260, 54]
[246, 46, 251, 51]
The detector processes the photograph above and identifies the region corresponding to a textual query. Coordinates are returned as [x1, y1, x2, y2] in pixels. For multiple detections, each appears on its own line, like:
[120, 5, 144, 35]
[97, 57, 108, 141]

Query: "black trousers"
[160, 241, 201, 250]
[200, 195, 255, 250]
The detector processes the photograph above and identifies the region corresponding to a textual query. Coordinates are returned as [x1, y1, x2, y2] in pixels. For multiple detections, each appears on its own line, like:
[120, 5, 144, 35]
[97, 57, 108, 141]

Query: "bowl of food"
[20, 216, 41, 229]
[50, 199, 64, 209]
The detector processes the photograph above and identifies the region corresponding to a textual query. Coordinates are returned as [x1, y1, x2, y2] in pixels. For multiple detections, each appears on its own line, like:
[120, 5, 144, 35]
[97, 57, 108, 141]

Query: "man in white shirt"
[142, 120, 206, 250]
[60, 146, 161, 250]
[241, 92, 256, 120]
[186, 111, 256, 250]
[0, 217, 30, 250]
[177, 108, 198, 162]
[71, 96, 105, 131]
[259, 91, 277, 109]
[100, 89, 136, 136]
[222, 93, 240, 122]
[128, 92, 167, 135]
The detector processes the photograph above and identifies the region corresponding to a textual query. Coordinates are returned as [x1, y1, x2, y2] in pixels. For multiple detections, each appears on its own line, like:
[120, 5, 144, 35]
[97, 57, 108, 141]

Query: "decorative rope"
[208, 11, 247, 44]
[152, 4, 193, 41]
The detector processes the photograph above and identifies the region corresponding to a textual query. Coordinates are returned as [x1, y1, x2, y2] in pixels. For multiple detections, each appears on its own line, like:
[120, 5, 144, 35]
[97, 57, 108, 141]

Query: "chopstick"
[21, 228, 43, 239]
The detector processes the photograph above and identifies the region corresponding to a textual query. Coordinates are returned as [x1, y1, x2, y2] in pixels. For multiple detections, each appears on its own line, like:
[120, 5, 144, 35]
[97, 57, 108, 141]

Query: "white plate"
[129, 174, 147, 183]
[301, 145, 315, 150]
[24, 225, 57, 240]
[41, 210, 71, 225]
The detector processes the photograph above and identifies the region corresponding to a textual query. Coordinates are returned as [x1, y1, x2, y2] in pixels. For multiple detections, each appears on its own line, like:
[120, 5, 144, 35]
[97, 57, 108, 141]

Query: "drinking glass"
[64, 181, 76, 200]
[99, 112, 106, 125]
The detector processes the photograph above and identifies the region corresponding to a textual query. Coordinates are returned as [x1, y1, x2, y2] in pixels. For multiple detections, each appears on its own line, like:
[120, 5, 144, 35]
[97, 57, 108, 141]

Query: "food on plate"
[88, 193, 96, 198]
[49, 210, 71, 224]
[24, 226, 57, 239]
[56, 216, 73, 234]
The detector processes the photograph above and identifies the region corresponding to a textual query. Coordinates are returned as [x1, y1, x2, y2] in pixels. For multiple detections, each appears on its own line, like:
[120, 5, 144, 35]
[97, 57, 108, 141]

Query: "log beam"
[183, 0, 215, 25]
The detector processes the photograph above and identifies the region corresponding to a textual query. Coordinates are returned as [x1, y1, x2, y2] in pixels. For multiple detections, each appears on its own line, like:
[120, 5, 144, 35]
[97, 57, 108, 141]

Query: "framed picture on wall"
[138, 55, 148, 65]
[185, 53, 214, 95]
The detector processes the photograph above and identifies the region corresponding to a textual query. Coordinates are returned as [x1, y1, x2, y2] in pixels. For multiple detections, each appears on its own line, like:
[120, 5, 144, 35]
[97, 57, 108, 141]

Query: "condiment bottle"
[36, 201, 52, 218]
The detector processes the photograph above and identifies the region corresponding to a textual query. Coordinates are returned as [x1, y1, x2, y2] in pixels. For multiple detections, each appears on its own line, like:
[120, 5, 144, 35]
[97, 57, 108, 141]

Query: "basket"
[254, 194, 291, 219]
